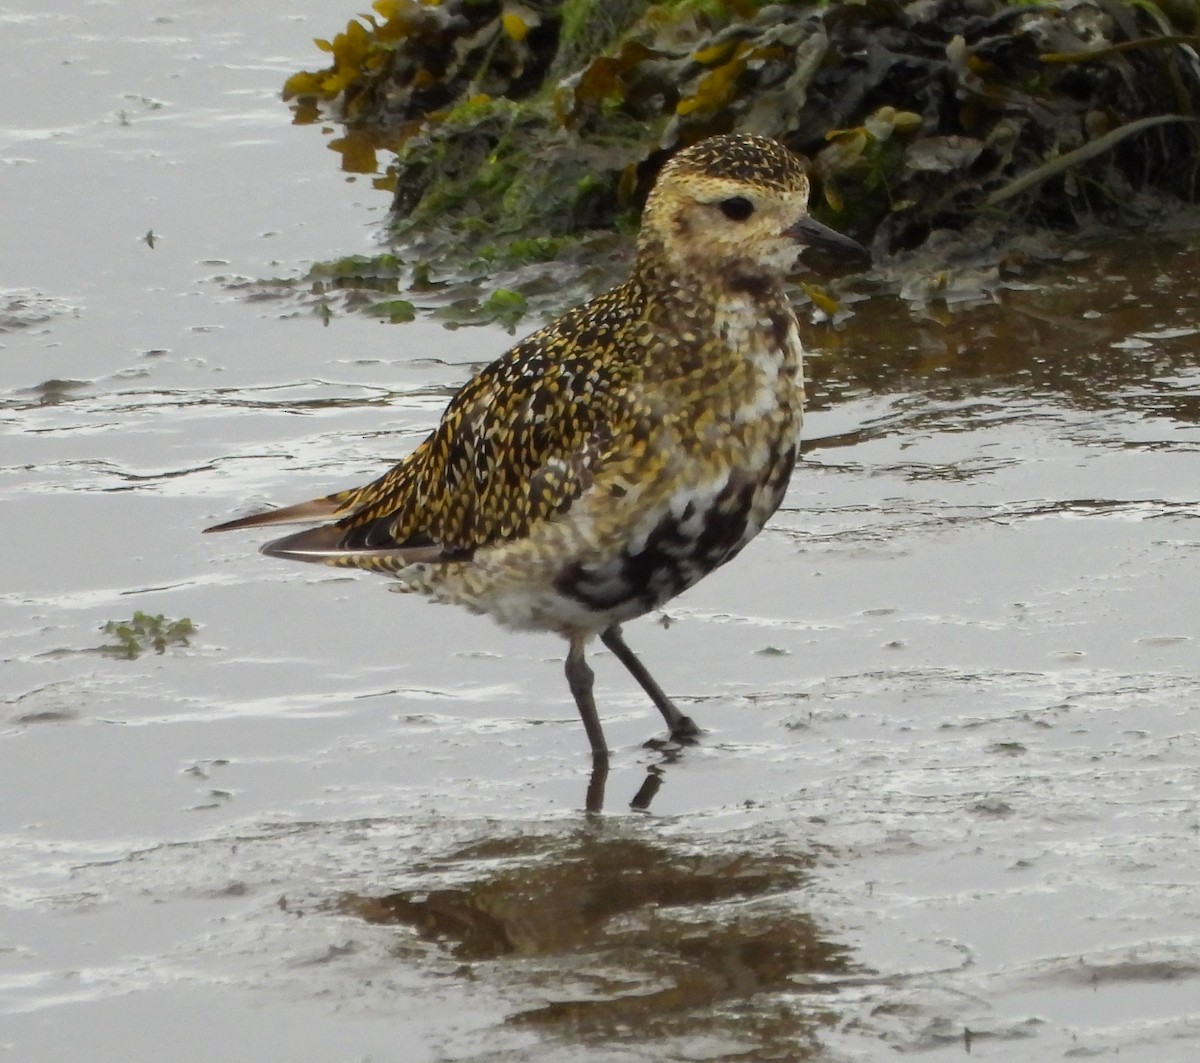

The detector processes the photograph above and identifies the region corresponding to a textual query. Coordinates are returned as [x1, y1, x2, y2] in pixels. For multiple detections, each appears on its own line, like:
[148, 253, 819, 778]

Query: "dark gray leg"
[566, 635, 609, 813]
[600, 625, 700, 740]
[584, 753, 608, 815]
[565, 635, 609, 757]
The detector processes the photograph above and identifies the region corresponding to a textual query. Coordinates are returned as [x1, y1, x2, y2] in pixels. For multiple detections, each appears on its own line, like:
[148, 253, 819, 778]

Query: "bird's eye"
[717, 196, 754, 221]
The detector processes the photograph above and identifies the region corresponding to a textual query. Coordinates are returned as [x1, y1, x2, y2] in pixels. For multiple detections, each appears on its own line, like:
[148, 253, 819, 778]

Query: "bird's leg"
[566, 636, 610, 813]
[565, 635, 609, 758]
[600, 625, 700, 740]
[585, 753, 608, 815]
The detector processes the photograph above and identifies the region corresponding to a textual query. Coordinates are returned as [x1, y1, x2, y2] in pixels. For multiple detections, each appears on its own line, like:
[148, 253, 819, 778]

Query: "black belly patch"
[555, 474, 759, 614]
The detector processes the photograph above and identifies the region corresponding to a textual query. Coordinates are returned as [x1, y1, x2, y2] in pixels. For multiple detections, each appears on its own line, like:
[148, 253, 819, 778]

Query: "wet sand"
[2, 3, 1199, 1061]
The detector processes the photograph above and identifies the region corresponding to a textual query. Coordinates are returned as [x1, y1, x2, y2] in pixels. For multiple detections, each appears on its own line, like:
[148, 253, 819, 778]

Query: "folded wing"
[205, 293, 643, 573]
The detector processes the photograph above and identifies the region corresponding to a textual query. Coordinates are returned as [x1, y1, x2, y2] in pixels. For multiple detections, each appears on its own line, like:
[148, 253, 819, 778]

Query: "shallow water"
[2, 3, 1199, 1061]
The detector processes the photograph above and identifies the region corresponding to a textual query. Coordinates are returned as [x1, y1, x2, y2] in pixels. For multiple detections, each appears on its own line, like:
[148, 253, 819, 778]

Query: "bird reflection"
[334, 830, 845, 1053]
[628, 764, 664, 811]
[585, 744, 686, 814]
[585, 752, 608, 814]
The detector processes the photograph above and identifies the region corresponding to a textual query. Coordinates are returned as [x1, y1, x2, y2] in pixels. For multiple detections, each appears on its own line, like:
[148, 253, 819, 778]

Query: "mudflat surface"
[2, 3, 1199, 1061]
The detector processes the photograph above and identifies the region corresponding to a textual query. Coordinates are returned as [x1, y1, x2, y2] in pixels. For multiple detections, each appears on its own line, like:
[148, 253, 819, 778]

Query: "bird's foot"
[671, 714, 701, 740]
[643, 718, 701, 751]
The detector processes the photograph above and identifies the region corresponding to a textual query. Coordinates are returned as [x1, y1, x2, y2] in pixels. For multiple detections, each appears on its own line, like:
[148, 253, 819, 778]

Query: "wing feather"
[205, 284, 646, 570]
[329, 291, 642, 556]
[203, 492, 353, 534]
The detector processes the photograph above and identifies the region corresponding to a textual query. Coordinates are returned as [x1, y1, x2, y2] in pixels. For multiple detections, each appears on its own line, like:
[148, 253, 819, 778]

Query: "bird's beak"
[785, 215, 867, 257]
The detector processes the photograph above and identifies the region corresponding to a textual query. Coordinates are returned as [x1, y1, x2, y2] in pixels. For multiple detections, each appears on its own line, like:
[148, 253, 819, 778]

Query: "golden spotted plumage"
[326, 286, 645, 559]
[206, 133, 865, 775]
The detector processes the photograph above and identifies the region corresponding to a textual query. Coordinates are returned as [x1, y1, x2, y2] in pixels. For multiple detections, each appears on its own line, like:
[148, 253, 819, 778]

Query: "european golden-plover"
[206, 133, 864, 771]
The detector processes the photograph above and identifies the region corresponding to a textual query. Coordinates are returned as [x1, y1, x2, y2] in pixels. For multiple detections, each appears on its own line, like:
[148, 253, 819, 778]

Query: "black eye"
[717, 196, 754, 221]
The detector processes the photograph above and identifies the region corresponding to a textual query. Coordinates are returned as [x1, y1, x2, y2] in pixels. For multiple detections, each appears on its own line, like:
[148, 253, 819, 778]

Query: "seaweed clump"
[284, 0, 1200, 296]
[100, 613, 196, 660]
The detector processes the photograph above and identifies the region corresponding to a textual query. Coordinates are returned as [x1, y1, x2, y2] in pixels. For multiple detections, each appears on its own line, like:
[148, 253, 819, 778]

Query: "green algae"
[307, 253, 405, 285]
[100, 613, 196, 660]
[387, 95, 631, 271]
[553, 0, 655, 76]
[369, 297, 418, 323]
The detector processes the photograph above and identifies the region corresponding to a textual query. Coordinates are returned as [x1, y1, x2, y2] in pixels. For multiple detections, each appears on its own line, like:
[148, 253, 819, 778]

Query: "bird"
[205, 133, 864, 778]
